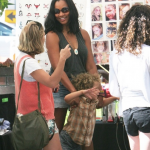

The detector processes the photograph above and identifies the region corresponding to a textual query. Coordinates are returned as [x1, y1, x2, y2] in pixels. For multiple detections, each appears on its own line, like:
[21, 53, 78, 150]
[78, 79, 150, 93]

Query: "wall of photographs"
[90, 0, 145, 65]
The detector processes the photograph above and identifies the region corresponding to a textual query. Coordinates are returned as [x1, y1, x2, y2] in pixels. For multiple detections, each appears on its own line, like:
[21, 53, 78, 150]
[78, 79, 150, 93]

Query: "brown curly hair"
[115, 4, 150, 55]
[71, 73, 100, 91]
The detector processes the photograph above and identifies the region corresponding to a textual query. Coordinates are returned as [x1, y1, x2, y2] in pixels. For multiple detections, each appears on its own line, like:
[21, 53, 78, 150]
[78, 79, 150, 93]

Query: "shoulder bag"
[12, 58, 51, 150]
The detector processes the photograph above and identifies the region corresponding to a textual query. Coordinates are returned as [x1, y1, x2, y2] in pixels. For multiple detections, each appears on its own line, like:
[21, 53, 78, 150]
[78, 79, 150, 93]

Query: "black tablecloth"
[0, 131, 15, 150]
[93, 122, 130, 150]
[0, 94, 16, 129]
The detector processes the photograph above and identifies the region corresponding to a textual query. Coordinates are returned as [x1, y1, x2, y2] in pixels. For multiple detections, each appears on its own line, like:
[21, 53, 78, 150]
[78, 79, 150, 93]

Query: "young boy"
[60, 73, 119, 150]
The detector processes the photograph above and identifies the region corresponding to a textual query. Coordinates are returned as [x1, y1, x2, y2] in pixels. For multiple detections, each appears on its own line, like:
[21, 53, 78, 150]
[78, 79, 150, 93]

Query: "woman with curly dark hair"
[45, 1, 103, 149]
[109, 4, 150, 150]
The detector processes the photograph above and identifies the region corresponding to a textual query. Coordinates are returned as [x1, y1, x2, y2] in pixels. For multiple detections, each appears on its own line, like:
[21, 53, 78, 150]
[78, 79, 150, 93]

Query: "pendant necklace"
[63, 33, 78, 55]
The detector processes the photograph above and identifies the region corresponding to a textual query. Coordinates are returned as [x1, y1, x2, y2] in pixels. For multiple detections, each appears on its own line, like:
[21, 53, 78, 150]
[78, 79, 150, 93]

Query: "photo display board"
[90, 0, 145, 65]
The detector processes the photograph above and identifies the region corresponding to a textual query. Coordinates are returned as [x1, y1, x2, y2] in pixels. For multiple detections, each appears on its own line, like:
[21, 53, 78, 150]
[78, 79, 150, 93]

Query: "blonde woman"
[14, 21, 71, 150]
[91, 6, 102, 21]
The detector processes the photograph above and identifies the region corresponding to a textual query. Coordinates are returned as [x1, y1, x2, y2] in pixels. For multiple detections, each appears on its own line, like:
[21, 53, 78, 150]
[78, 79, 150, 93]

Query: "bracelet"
[98, 90, 105, 97]
[99, 90, 104, 94]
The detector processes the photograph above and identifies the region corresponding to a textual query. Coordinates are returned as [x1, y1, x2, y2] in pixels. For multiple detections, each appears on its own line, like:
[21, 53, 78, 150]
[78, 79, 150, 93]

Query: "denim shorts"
[53, 82, 70, 108]
[60, 130, 82, 150]
[123, 107, 150, 136]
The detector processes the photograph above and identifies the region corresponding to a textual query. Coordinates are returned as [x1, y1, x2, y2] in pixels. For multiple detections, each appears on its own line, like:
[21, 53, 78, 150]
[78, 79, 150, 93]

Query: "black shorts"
[123, 107, 150, 136]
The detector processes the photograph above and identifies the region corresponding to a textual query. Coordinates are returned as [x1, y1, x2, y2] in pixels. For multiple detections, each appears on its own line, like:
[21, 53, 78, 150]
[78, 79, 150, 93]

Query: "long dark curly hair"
[44, 0, 80, 34]
[115, 4, 150, 55]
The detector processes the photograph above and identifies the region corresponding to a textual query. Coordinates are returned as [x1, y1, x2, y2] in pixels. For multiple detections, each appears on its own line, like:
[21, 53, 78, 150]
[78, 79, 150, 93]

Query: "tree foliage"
[0, 0, 14, 16]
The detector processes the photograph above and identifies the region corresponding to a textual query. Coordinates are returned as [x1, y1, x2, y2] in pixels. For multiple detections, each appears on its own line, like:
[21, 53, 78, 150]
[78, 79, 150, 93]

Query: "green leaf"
[0, 0, 14, 16]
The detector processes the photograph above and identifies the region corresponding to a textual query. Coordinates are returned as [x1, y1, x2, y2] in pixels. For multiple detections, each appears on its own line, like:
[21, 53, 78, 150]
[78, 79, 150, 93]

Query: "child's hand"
[110, 96, 120, 100]
[115, 97, 120, 100]
[82, 87, 99, 100]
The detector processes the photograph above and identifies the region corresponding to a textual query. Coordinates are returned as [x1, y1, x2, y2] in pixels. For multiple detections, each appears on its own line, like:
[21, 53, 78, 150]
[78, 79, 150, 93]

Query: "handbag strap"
[16, 58, 41, 113]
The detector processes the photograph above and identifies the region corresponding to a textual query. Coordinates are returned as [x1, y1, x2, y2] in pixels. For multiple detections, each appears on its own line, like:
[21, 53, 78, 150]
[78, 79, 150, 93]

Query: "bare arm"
[81, 29, 104, 107]
[102, 96, 119, 107]
[30, 44, 71, 88]
[46, 32, 76, 92]
[65, 90, 83, 105]
[80, 29, 99, 76]
[65, 88, 100, 105]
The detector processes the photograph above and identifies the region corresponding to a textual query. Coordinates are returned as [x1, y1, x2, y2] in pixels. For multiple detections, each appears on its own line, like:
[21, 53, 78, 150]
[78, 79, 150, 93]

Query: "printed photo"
[146, 0, 150, 4]
[92, 41, 109, 53]
[92, 23, 103, 40]
[91, 0, 102, 3]
[94, 52, 109, 65]
[105, 4, 116, 21]
[131, 2, 143, 6]
[119, 3, 130, 20]
[91, 5, 103, 21]
[106, 22, 117, 38]
[105, 0, 116, 2]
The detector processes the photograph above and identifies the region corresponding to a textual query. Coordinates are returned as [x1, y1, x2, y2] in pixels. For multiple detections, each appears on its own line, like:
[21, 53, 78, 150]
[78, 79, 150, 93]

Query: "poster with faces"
[90, 0, 145, 65]
[16, 0, 87, 72]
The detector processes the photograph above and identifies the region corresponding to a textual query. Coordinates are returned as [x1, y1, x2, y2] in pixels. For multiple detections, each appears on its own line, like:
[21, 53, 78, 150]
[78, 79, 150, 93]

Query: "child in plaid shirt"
[60, 73, 119, 150]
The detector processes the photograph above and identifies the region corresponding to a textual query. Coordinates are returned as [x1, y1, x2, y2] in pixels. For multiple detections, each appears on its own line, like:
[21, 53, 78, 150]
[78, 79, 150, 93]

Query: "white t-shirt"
[15, 51, 42, 82]
[109, 44, 150, 115]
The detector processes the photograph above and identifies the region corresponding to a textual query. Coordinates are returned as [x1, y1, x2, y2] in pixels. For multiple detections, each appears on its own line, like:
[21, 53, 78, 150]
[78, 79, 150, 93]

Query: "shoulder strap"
[16, 58, 41, 113]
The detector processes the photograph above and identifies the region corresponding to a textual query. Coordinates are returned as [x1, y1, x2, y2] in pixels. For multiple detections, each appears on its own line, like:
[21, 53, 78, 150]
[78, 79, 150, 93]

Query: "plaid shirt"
[63, 96, 99, 146]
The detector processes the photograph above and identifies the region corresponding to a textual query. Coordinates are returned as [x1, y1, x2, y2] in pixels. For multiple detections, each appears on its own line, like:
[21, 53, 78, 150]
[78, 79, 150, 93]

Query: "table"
[93, 122, 130, 150]
[0, 94, 16, 129]
[0, 131, 15, 150]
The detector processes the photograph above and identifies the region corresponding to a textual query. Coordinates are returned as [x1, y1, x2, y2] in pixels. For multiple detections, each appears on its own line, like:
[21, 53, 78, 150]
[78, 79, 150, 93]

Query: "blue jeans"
[60, 130, 82, 150]
[53, 82, 70, 108]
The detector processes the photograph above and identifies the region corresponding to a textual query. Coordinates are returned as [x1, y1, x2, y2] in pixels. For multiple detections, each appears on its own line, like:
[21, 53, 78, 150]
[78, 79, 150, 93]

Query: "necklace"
[63, 33, 78, 55]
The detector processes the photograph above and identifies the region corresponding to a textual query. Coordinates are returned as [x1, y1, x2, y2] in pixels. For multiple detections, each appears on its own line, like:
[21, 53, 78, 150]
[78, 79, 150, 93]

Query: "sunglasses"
[26, 20, 42, 30]
[54, 7, 69, 14]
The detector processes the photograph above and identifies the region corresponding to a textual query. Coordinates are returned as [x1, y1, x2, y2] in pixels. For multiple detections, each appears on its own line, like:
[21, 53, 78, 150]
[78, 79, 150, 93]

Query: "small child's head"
[71, 73, 100, 91]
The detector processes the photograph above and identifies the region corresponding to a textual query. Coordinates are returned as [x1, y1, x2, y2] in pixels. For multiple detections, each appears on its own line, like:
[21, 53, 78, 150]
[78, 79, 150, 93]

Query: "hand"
[70, 97, 80, 108]
[60, 44, 71, 60]
[52, 84, 60, 93]
[82, 87, 99, 100]
[96, 95, 104, 108]
[116, 97, 120, 100]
